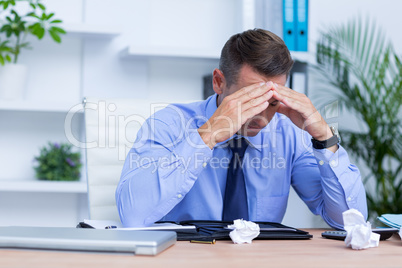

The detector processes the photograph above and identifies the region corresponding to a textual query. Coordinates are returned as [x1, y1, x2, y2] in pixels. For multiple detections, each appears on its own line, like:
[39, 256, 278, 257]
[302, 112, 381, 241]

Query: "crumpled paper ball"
[343, 209, 380, 250]
[227, 219, 260, 244]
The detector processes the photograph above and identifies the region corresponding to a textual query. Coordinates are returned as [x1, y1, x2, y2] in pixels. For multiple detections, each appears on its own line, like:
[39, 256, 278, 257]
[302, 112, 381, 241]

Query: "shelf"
[64, 23, 120, 39]
[120, 46, 220, 61]
[290, 51, 316, 64]
[122, 46, 315, 65]
[0, 100, 84, 113]
[0, 180, 87, 193]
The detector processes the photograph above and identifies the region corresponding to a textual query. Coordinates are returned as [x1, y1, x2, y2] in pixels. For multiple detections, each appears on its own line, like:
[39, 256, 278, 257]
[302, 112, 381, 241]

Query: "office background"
[0, 0, 400, 228]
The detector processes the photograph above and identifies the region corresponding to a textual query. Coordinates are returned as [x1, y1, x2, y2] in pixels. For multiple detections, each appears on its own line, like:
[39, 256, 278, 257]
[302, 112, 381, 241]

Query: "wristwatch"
[311, 126, 340, 149]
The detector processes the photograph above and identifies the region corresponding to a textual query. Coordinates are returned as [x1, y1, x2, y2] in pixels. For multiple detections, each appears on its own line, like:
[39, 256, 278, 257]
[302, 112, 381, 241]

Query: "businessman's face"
[217, 64, 287, 137]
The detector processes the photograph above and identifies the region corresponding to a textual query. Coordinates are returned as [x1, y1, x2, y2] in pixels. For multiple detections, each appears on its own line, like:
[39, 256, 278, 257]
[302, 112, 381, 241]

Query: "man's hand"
[198, 82, 274, 149]
[272, 84, 338, 152]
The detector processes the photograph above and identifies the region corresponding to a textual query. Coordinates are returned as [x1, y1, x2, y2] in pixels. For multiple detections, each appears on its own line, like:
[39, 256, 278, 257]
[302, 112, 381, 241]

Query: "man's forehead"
[236, 73, 287, 87]
[235, 64, 287, 86]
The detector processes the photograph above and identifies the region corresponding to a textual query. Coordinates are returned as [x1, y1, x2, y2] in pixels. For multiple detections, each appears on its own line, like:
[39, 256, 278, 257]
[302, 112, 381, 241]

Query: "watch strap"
[311, 135, 339, 149]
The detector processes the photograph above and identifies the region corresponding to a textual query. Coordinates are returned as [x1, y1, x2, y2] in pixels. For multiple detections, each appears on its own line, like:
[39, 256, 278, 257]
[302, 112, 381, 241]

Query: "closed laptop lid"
[0, 226, 176, 255]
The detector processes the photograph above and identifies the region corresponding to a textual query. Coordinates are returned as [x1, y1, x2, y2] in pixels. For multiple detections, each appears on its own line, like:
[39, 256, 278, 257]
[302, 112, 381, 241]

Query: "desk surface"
[1, 229, 401, 267]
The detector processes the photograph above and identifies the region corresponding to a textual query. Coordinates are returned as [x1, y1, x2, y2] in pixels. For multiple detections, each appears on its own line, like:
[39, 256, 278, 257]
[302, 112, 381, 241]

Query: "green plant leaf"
[0, 1, 68, 64]
[36, 26, 45, 39]
[50, 26, 66, 34]
[37, 3, 45, 10]
[48, 29, 61, 43]
[18, 42, 31, 49]
[27, 12, 40, 19]
[46, 12, 54, 20]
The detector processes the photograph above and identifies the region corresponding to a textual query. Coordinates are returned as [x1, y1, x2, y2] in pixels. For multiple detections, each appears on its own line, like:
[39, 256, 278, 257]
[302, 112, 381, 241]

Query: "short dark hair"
[219, 29, 294, 87]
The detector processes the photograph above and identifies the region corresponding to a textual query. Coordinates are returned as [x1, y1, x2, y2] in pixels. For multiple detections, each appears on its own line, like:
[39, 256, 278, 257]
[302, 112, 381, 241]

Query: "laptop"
[0, 226, 176, 255]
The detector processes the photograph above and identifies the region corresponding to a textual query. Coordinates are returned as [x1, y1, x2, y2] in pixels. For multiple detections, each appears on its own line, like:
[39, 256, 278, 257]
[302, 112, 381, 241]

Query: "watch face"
[330, 126, 341, 143]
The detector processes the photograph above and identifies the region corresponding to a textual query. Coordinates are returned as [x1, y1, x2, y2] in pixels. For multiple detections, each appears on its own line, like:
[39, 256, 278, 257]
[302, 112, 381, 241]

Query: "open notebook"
[0, 226, 176, 255]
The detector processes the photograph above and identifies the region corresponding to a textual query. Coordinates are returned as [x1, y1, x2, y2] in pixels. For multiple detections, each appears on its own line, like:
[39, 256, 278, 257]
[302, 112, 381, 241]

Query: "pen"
[105, 225, 117, 229]
[190, 239, 216, 244]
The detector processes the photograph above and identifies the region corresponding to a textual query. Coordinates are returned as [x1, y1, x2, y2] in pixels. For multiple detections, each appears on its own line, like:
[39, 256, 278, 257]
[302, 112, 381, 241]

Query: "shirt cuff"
[313, 145, 350, 178]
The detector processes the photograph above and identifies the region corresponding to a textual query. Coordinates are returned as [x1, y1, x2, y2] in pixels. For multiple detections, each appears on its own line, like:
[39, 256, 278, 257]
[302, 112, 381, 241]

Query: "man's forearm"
[314, 146, 368, 229]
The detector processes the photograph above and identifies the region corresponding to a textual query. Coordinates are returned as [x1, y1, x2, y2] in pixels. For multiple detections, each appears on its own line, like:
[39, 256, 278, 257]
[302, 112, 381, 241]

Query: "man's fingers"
[274, 87, 316, 120]
[229, 82, 267, 100]
[273, 83, 306, 101]
[276, 103, 291, 117]
[241, 101, 269, 123]
[233, 81, 275, 103]
[242, 90, 274, 112]
[274, 83, 294, 95]
[272, 90, 300, 111]
[245, 81, 275, 98]
[273, 84, 310, 113]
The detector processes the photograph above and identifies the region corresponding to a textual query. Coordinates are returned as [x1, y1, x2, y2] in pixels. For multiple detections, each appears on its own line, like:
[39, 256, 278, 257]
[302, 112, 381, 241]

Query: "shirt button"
[347, 197, 352, 202]
[202, 162, 207, 168]
[319, 160, 324, 166]
[330, 160, 337, 167]
[177, 194, 183, 198]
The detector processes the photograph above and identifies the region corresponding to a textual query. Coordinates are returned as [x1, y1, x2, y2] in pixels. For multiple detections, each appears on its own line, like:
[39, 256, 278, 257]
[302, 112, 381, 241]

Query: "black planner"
[158, 220, 313, 241]
[77, 220, 313, 241]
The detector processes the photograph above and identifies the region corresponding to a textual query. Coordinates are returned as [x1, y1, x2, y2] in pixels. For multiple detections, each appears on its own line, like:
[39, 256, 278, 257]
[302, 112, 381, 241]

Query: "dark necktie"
[222, 137, 249, 221]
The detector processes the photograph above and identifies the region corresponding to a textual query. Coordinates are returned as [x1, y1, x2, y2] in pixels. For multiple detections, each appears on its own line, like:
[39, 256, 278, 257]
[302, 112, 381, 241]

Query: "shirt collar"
[205, 93, 218, 120]
[205, 94, 263, 152]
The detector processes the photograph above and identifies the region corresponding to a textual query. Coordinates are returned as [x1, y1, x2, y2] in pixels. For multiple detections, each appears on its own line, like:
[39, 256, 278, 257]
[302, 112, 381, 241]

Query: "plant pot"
[0, 64, 28, 100]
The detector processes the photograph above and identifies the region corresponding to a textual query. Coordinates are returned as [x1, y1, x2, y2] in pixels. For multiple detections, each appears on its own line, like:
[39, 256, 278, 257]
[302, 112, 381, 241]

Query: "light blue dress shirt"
[116, 94, 367, 229]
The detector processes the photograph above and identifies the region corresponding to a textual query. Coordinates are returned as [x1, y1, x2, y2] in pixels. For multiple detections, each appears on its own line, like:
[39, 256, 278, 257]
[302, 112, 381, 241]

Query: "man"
[116, 29, 367, 228]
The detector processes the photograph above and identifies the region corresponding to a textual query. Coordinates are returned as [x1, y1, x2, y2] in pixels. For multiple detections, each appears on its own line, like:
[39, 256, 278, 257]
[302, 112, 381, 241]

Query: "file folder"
[295, 0, 308, 51]
[283, 0, 308, 51]
[283, 0, 296, 51]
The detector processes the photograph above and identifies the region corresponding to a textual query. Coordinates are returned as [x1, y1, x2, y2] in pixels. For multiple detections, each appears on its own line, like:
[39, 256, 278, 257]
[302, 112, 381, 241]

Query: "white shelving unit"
[0, 100, 83, 113]
[120, 46, 220, 61]
[64, 23, 120, 39]
[0, 23, 120, 227]
[1, 24, 114, 186]
[0, 180, 87, 193]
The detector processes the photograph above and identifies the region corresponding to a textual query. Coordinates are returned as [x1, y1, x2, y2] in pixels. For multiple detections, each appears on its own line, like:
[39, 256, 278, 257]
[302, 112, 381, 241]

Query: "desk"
[1, 229, 401, 267]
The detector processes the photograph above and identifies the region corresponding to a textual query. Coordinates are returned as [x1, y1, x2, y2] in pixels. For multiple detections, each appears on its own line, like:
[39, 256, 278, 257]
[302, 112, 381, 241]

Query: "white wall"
[81, 0, 237, 100]
[2, 0, 401, 228]
[309, 0, 402, 54]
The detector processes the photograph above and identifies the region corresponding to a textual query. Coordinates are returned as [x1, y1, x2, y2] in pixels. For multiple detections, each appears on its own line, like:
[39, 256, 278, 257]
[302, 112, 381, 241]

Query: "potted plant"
[315, 17, 402, 219]
[34, 142, 82, 181]
[0, 0, 65, 99]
